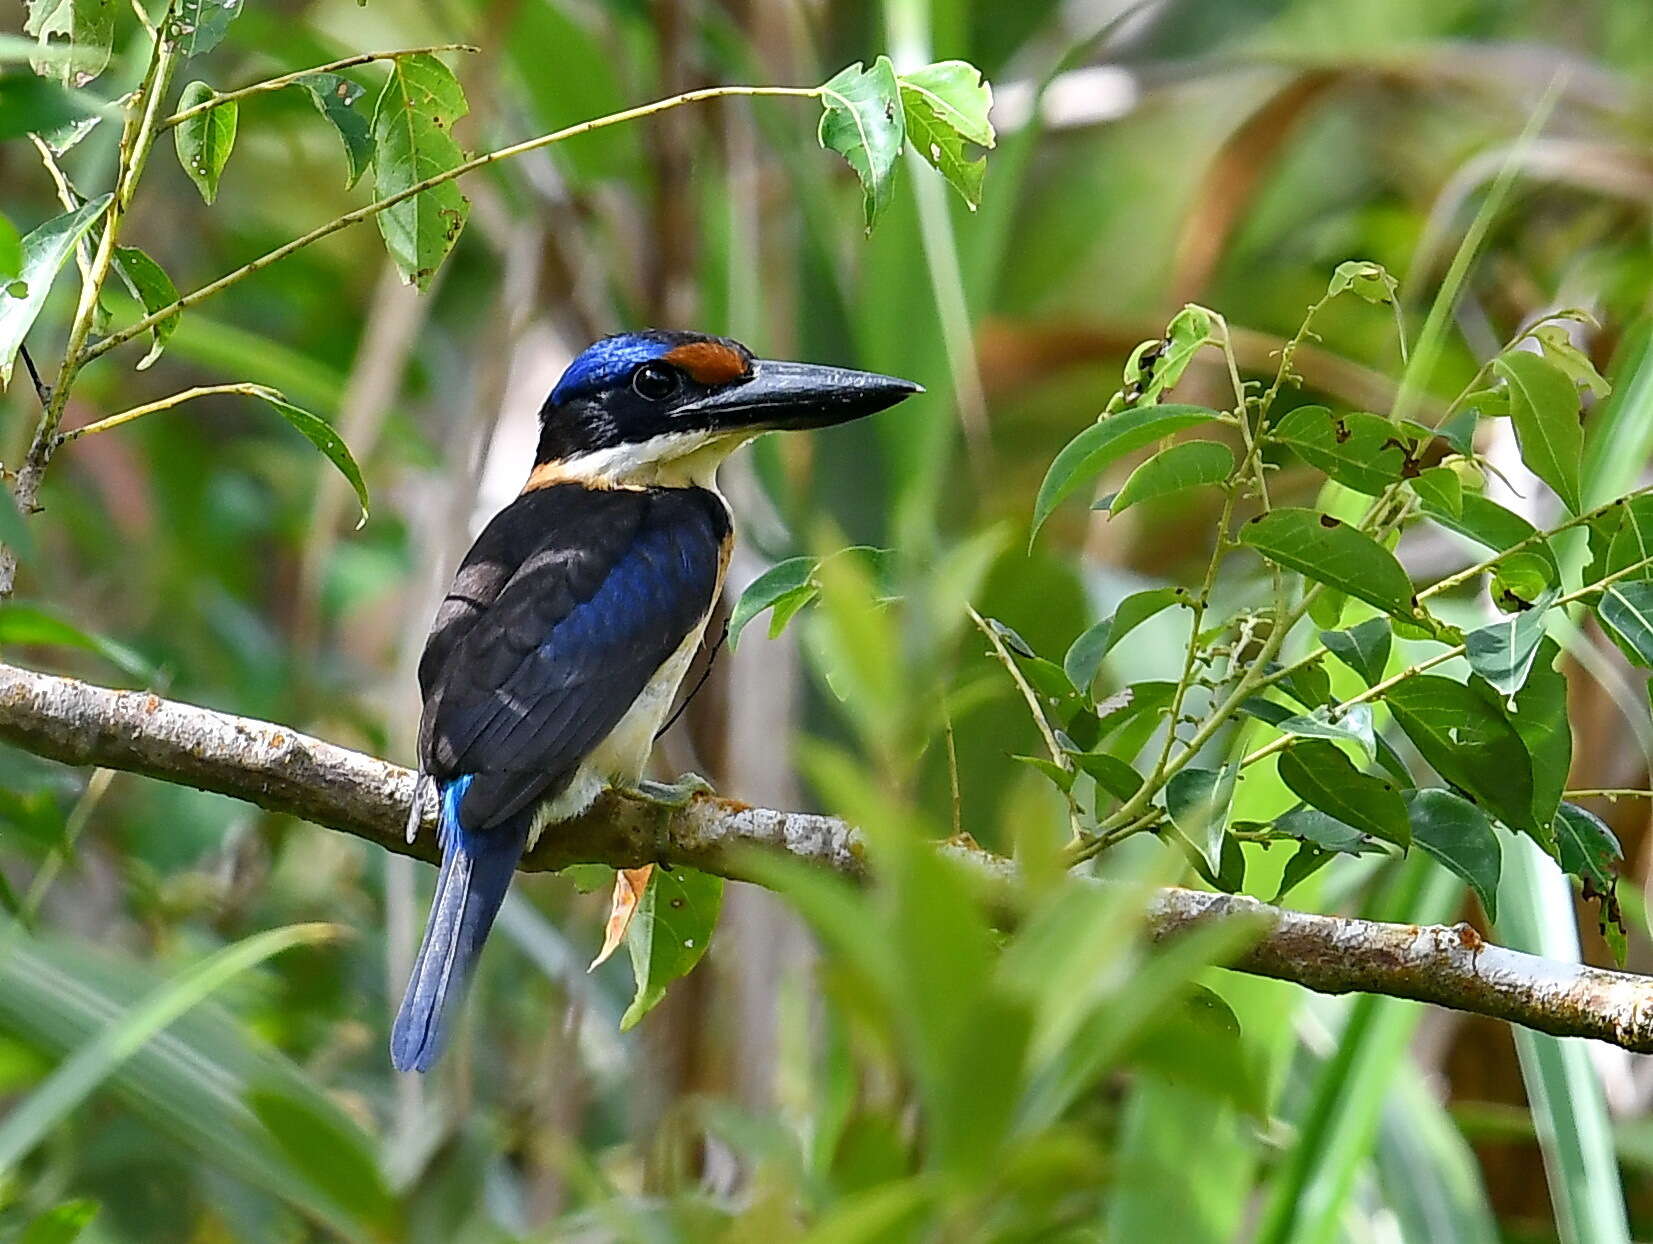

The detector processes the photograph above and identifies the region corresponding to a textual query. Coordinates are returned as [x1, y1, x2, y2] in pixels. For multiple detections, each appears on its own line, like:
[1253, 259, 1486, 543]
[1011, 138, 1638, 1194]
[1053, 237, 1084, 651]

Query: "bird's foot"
[630, 773, 716, 808]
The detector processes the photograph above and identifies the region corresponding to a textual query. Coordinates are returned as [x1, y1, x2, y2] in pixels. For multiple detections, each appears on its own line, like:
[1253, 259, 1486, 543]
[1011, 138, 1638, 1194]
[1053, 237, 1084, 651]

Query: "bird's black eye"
[631, 361, 680, 401]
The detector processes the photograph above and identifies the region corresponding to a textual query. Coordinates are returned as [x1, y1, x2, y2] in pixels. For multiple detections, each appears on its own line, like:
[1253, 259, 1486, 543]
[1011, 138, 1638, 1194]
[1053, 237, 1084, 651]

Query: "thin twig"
[17, 347, 49, 412]
[156, 43, 481, 131]
[58, 383, 275, 443]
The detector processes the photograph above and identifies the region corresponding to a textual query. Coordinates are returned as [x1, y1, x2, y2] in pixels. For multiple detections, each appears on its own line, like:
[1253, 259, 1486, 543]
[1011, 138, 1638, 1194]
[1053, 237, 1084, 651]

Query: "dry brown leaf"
[589, 864, 653, 971]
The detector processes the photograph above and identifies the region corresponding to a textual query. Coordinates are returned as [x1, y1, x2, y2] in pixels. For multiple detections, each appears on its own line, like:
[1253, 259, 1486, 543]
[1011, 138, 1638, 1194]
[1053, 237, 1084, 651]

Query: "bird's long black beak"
[677, 359, 922, 432]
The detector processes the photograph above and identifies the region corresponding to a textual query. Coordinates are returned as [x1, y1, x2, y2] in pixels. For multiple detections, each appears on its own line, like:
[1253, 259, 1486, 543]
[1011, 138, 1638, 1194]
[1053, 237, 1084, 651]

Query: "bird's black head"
[531, 329, 921, 487]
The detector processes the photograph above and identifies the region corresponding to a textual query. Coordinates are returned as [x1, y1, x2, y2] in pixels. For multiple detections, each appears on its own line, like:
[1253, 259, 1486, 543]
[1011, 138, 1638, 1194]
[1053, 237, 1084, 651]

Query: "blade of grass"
[0, 923, 334, 1171]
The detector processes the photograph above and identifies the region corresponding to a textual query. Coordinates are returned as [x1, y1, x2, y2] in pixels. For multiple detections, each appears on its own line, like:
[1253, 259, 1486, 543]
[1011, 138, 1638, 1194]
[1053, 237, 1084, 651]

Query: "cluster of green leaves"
[1000, 265, 1632, 950]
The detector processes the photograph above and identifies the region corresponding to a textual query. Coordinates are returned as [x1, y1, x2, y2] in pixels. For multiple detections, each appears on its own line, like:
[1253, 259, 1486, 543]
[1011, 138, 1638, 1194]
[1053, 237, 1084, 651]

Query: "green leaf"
[1278, 740, 1409, 849]
[169, 0, 243, 58]
[173, 81, 237, 204]
[1275, 703, 1377, 761]
[295, 72, 373, 189]
[1406, 789, 1501, 919]
[1605, 494, 1653, 581]
[1491, 551, 1555, 610]
[1013, 754, 1073, 793]
[0, 602, 154, 679]
[111, 246, 179, 370]
[1032, 405, 1220, 539]
[247, 1087, 397, 1231]
[0, 195, 110, 389]
[1270, 406, 1410, 496]
[1407, 465, 1461, 519]
[1104, 440, 1232, 515]
[24, 0, 112, 86]
[817, 57, 904, 232]
[248, 389, 371, 526]
[1275, 806, 1377, 854]
[1275, 842, 1336, 900]
[1062, 587, 1182, 689]
[1553, 802, 1621, 898]
[0, 924, 333, 1171]
[1123, 305, 1215, 407]
[1070, 751, 1142, 803]
[1239, 509, 1417, 623]
[1327, 259, 1399, 304]
[1599, 581, 1653, 667]
[766, 584, 816, 639]
[1494, 638, 1569, 832]
[17, 1200, 99, 1244]
[1166, 767, 1235, 874]
[1384, 676, 1539, 841]
[621, 866, 722, 1030]
[897, 60, 994, 210]
[1532, 322, 1609, 398]
[372, 53, 471, 291]
[730, 556, 815, 647]
[1464, 588, 1556, 701]
[1494, 349, 1583, 513]
[1321, 618, 1391, 685]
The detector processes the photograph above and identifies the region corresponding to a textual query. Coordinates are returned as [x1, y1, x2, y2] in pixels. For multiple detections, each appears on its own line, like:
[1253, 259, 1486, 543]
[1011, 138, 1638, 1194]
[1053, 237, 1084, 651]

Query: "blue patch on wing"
[550, 333, 673, 405]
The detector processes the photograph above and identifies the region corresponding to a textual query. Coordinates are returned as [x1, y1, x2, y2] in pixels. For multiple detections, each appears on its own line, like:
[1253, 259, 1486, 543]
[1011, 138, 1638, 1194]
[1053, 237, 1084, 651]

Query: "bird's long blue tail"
[391, 778, 529, 1073]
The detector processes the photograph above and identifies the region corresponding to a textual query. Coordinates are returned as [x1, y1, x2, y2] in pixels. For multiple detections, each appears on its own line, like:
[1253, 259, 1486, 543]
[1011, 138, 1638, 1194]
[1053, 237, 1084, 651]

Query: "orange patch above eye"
[664, 341, 750, 386]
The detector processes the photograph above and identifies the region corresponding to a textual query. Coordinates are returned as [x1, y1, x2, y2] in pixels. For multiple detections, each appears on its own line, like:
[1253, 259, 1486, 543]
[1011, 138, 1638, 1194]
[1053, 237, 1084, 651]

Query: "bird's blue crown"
[549, 333, 675, 406]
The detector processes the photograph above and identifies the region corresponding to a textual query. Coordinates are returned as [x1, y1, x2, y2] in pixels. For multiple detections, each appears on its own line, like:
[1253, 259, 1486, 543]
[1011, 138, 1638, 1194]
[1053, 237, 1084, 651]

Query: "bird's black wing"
[417, 483, 729, 830]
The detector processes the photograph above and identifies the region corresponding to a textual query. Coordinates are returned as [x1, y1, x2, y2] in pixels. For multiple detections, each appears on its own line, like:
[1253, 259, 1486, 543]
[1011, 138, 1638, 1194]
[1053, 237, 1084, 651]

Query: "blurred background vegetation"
[5, 0, 1653, 1239]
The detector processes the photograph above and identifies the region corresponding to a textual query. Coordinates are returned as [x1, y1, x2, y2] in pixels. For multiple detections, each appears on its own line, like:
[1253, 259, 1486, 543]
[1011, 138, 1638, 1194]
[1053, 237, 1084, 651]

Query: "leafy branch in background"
[1, 2, 995, 1030]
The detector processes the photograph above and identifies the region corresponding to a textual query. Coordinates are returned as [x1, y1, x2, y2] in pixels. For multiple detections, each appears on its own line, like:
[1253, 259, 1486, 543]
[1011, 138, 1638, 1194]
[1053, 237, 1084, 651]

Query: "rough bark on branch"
[1, 661, 1650, 1052]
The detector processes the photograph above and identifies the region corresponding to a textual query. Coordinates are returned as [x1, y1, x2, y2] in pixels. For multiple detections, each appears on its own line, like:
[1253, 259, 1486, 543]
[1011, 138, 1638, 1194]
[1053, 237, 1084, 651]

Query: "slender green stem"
[59, 384, 276, 442]
[156, 43, 480, 131]
[83, 84, 823, 366]
[969, 606, 1083, 837]
[1565, 789, 1653, 800]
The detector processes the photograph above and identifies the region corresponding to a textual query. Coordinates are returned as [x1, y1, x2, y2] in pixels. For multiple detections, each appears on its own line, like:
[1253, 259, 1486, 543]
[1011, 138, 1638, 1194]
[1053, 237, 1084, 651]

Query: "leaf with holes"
[296, 72, 373, 188]
[25, 0, 113, 86]
[621, 866, 722, 1030]
[1166, 766, 1235, 874]
[1464, 588, 1556, 701]
[112, 246, 178, 370]
[1599, 581, 1653, 668]
[1104, 440, 1232, 516]
[0, 195, 109, 389]
[1033, 405, 1220, 539]
[1124, 305, 1216, 407]
[1495, 349, 1583, 514]
[248, 389, 370, 526]
[897, 60, 993, 210]
[1554, 801, 1625, 963]
[1406, 789, 1501, 918]
[818, 57, 904, 231]
[1320, 617, 1391, 685]
[1270, 406, 1410, 496]
[1278, 740, 1409, 848]
[1384, 676, 1539, 842]
[1062, 587, 1182, 689]
[730, 557, 815, 647]
[1239, 509, 1417, 623]
[373, 54, 470, 291]
[173, 82, 236, 204]
[169, 0, 243, 58]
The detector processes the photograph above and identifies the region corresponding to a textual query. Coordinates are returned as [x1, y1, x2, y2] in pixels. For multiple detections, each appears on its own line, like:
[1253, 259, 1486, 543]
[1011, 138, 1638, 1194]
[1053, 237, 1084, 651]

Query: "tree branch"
[1, 660, 1650, 1052]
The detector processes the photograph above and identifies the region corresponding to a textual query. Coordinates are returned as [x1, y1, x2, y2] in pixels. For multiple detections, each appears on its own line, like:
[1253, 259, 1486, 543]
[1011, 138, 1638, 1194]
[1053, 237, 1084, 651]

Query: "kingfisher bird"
[391, 329, 920, 1072]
